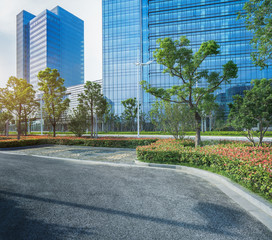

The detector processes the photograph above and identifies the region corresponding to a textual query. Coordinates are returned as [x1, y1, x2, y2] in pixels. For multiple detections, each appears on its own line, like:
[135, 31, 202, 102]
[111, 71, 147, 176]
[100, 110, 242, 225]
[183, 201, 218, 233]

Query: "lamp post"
[134, 60, 153, 138]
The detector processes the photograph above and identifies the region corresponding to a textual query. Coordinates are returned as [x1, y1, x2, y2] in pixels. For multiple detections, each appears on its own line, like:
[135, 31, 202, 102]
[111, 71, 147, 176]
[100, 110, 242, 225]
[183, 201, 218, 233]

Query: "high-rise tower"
[16, 6, 84, 89]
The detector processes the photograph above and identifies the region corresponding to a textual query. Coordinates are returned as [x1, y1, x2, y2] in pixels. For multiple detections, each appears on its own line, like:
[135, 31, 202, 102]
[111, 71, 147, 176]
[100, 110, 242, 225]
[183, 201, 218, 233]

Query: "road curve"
[0, 152, 271, 240]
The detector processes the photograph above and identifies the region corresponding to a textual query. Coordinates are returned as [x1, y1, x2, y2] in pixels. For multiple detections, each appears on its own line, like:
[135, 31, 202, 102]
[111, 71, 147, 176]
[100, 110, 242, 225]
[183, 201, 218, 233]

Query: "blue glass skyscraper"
[102, 0, 272, 115]
[16, 6, 84, 90]
[16, 11, 35, 83]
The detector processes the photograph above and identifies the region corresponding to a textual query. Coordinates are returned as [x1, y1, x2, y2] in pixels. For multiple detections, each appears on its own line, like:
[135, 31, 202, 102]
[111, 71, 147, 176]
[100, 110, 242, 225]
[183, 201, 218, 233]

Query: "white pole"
[134, 59, 153, 138]
[40, 98, 43, 135]
[28, 119, 30, 133]
[137, 63, 140, 138]
[5, 120, 9, 137]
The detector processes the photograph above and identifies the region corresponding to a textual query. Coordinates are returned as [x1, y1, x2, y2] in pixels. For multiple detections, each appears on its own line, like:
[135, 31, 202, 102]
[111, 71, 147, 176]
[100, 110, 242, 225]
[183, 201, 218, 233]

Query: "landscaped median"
[0, 136, 157, 149]
[136, 139, 272, 201]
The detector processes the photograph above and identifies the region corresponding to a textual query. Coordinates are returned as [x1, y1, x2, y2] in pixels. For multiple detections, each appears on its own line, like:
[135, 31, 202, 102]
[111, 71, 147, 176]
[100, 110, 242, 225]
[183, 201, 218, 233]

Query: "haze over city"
[0, 0, 102, 88]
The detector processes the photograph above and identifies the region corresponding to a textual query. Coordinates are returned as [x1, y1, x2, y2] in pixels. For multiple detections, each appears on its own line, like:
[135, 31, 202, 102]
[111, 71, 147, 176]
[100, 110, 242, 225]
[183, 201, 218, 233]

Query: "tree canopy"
[121, 98, 139, 131]
[238, 0, 272, 68]
[229, 78, 272, 146]
[141, 36, 238, 147]
[38, 68, 70, 137]
[150, 100, 194, 139]
[0, 77, 37, 139]
[78, 81, 107, 138]
[68, 106, 88, 137]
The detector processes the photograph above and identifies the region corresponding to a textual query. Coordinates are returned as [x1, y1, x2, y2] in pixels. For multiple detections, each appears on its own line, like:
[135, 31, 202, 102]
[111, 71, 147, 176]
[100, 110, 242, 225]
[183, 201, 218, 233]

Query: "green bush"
[0, 137, 157, 149]
[137, 139, 272, 200]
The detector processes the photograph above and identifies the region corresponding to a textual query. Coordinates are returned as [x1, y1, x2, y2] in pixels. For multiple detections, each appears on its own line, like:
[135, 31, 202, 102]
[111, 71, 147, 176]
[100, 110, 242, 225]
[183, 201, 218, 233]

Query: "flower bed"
[0, 136, 158, 149]
[137, 139, 272, 199]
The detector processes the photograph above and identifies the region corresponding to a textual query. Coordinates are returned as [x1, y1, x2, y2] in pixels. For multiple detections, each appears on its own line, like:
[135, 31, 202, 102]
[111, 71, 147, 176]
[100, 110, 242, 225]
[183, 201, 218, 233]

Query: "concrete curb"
[135, 160, 272, 231]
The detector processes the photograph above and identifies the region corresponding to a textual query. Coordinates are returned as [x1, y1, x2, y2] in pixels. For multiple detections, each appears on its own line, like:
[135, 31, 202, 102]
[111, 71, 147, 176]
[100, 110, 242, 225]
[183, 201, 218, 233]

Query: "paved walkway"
[97, 134, 272, 142]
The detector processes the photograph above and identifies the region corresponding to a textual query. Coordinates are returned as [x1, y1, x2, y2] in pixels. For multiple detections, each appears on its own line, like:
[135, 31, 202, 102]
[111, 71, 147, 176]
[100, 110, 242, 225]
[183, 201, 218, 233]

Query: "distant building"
[66, 83, 85, 111]
[16, 6, 84, 90]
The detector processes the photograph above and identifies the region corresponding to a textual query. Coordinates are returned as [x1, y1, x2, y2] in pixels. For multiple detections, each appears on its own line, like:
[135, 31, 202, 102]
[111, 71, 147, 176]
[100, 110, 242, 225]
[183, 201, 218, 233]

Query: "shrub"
[137, 139, 272, 199]
[0, 136, 157, 149]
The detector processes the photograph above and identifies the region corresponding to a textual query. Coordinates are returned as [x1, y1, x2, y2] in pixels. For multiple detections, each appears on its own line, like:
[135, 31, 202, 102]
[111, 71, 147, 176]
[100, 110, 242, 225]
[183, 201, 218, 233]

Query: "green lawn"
[7, 130, 272, 137]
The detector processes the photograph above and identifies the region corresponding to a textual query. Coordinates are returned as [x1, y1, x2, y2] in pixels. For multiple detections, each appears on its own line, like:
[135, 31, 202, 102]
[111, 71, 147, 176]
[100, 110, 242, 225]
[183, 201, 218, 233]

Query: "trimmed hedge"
[0, 137, 158, 149]
[137, 139, 272, 200]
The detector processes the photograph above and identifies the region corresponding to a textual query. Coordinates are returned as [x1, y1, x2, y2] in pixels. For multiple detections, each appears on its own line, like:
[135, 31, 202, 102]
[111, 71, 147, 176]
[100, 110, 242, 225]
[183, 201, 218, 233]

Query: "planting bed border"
[0, 137, 158, 149]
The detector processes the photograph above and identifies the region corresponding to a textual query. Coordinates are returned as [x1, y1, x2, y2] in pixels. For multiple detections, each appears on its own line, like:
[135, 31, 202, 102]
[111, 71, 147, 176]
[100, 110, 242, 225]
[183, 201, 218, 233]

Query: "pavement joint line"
[1, 150, 272, 231]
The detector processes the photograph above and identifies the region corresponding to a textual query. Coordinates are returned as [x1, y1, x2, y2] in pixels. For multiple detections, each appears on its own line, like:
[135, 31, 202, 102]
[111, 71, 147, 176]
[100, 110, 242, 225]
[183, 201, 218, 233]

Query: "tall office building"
[102, 0, 272, 115]
[16, 6, 84, 90]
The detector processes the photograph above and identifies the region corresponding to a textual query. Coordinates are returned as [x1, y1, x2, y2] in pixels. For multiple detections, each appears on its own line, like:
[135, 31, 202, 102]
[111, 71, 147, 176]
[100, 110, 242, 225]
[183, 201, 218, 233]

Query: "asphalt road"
[0, 152, 272, 240]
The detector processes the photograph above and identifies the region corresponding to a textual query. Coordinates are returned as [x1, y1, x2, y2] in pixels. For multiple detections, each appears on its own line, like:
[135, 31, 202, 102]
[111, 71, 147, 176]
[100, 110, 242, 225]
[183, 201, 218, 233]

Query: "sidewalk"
[97, 134, 272, 142]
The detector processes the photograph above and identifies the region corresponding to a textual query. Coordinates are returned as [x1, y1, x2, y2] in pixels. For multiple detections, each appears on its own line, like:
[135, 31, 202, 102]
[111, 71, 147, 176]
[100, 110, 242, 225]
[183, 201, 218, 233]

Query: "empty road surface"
[0, 147, 272, 240]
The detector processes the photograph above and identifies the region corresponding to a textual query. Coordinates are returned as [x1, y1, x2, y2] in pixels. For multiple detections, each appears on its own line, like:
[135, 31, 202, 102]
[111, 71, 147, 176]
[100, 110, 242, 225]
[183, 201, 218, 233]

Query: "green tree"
[0, 111, 12, 135]
[22, 94, 39, 136]
[0, 77, 37, 139]
[141, 36, 238, 147]
[102, 102, 120, 132]
[68, 106, 88, 137]
[150, 100, 194, 139]
[38, 68, 70, 137]
[229, 78, 272, 146]
[121, 98, 138, 131]
[78, 81, 107, 138]
[238, 0, 272, 68]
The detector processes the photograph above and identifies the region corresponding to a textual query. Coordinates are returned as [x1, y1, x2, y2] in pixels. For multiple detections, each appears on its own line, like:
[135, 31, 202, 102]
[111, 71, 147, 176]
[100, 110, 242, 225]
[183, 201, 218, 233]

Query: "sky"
[0, 0, 102, 88]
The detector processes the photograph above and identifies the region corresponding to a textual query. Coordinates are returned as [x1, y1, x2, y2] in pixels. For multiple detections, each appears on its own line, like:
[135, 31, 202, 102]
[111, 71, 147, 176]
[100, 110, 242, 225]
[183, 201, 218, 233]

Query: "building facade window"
[102, 0, 272, 115]
[16, 6, 84, 90]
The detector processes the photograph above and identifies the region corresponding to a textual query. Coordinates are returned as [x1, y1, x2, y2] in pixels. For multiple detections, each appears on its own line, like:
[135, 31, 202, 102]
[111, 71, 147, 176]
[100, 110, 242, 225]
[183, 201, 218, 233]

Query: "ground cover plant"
[137, 139, 272, 200]
[0, 135, 157, 149]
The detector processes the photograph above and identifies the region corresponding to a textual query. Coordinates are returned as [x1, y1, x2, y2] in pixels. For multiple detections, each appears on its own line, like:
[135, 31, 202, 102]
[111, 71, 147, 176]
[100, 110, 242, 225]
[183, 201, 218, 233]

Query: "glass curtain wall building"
[103, 0, 142, 114]
[16, 11, 35, 82]
[16, 6, 84, 90]
[102, 0, 272, 116]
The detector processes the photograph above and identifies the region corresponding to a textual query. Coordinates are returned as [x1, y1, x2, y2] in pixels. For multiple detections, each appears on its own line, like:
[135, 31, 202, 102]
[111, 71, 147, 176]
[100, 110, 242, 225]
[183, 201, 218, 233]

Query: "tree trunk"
[259, 120, 263, 147]
[17, 119, 21, 140]
[195, 112, 201, 148]
[53, 123, 56, 137]
[91, 109, 94, 138]
[17, 105, 22, 140]
[5, 120, 9, 137]
[24, 115, 27, 136]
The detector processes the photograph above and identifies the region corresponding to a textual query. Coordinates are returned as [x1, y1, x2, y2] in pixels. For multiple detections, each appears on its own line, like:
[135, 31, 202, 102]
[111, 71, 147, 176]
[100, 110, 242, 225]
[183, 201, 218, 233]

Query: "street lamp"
[134, 60, 154, 138]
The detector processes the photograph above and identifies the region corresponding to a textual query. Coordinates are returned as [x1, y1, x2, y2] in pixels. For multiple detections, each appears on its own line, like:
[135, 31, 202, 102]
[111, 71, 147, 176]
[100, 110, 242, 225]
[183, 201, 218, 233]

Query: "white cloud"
[0, 0, 102, 87]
